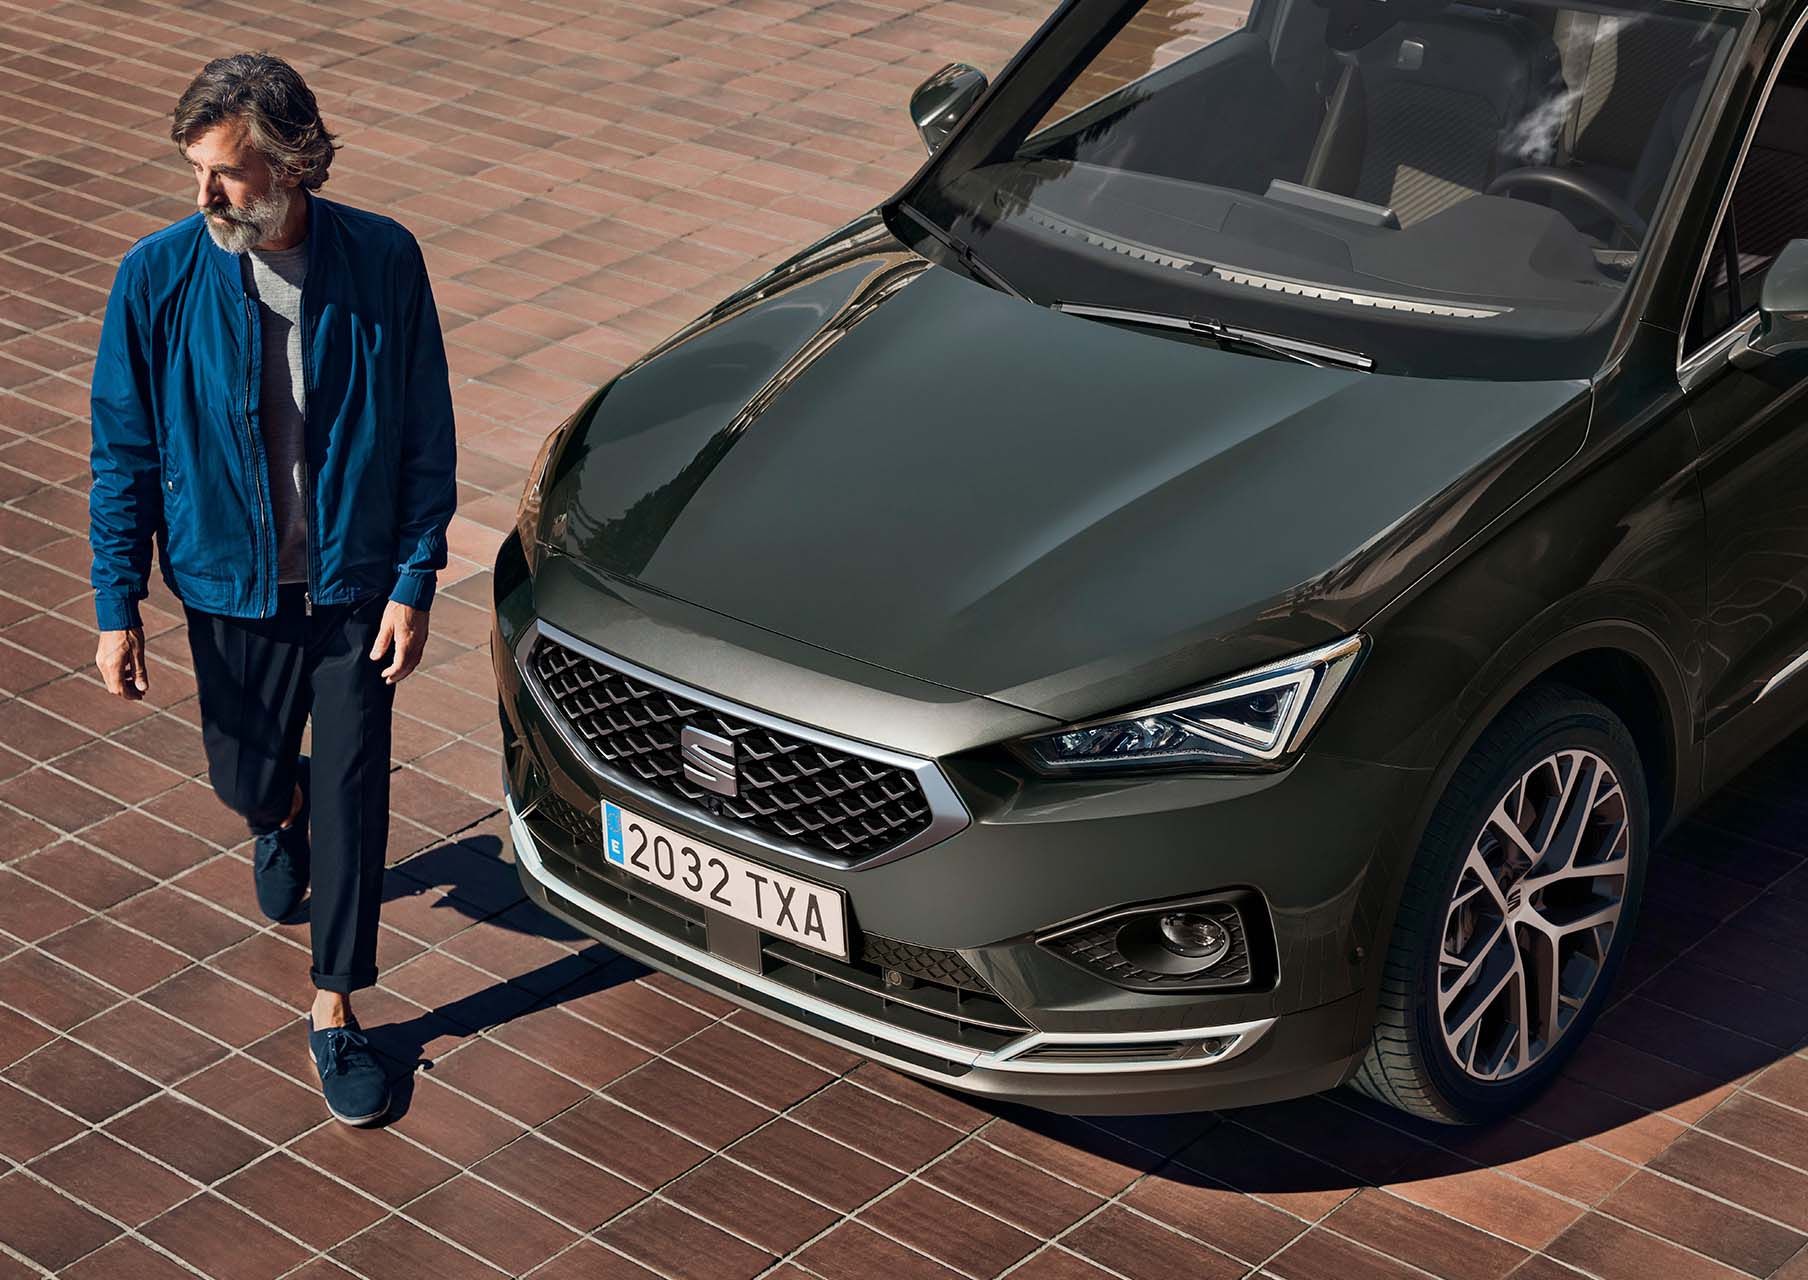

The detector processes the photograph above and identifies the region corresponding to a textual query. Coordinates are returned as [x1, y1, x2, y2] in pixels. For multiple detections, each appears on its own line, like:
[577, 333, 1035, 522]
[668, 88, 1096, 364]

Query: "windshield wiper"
[894, 202, 1027, 302]
[1055, 302, 1373, 371]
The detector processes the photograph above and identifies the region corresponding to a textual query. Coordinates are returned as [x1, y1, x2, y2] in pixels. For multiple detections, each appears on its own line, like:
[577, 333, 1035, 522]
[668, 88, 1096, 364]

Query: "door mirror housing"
[910, 63, 988, 154]
[1733, 238, 1808, 368]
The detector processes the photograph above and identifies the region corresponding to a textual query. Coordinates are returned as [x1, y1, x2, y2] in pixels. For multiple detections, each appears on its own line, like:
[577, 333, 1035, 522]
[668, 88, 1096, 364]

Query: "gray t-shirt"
[244, 243, 309, 585]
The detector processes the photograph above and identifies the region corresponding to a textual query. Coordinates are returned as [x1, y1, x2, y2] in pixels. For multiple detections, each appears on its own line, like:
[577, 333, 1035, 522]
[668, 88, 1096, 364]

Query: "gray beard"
[204, 186, 292, 254]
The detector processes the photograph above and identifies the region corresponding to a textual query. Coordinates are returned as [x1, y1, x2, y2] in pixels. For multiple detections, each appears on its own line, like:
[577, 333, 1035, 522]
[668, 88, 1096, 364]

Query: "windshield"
[903, 0, 1742, 377]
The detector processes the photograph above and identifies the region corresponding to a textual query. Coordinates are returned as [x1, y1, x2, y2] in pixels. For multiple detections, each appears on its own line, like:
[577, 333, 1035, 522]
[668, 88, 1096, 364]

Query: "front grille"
[531, 637, 933, 860]
[522, 805, 1027, 1067]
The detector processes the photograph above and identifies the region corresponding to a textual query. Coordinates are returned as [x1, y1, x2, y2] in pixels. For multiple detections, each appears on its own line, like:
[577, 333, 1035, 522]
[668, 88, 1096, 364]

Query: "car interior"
[946, 0, 1742, 340]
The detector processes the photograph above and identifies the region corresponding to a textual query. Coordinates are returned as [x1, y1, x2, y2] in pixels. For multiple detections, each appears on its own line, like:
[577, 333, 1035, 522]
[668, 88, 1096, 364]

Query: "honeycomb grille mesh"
[530, 638, 934, 860]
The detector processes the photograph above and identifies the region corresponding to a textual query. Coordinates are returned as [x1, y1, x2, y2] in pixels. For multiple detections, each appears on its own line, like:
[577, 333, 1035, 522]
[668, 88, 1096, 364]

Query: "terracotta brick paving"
[2, 0, 1808, 1277]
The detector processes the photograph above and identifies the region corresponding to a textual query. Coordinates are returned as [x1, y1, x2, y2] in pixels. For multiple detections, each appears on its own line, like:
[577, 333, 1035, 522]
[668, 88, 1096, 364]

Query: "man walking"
[88, 52, 457, 1124]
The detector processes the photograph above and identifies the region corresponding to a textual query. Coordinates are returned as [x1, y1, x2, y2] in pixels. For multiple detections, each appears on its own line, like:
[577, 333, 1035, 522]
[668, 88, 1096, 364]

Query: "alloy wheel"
[1437, 748, 1630, 1082]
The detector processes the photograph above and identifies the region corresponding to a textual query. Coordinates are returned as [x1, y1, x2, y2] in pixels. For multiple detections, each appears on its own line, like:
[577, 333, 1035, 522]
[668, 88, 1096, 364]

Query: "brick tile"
[1383, 1150, 1583, 1251]
[384, 1074, 526, 1166]
[13, 841, 154, 910]
[0, 1170, 123, 1272]
[142, 965, 294, 1047]
[790, 1079, 964, 1170]
[331, 1214, 509, 1280]
[142, 1192, 311, 1280]
[211, 932, 315, 1007]
[556, 973, 716, 1049]
[1259, 1225, 1427, 1280]
[168, 853, 264, 923]
[378, 948, 537, 1030]
[863, 1177, 1040, 1276]
[606, 1058, 772, 1149]
[986, 1116, 1162, 1200]
[105, 1093, 267, 1182]
[1698, 1092, 1808, 1172]
[1546, 1211, 1751, 1280]
[1655, 1128, 1808, 1231]
[472, 1133, 642, 1230]
[70, 998, 228, 1083]
[1005, 1250, 1121, 1280]
[666, 1155, 842, 1253]
[0, 948, 116, 1028]
[1064, 1205, 1246, 1280]
[29, 1131, 197, 1225]
[176, 1053, 323, 1143]
[40, 917, 187, 994]
[0, 867, 87, 939]
[796, 1221, 965, 1280]
[1122, 1166, 1303, 1264]
[425, 1036, 587, 1125]
[409, 1172, 582, 1275]
[1750, 1054, 1808, 1112]
[845, 1060, 992, 1133]
[84, 808, 218, 880]
[1599, 1169, 1805, 1275]
[0, 1078, 85, 1161]
[6, 1036, 156, 1124]
[597, 1197, 775, 1280]
[728, 1116, 900, 1210]
[524, 1241, 661, 1279]
[1327, 1189, 1529, 1280]
[216, 1153, 387, 1250]
[58, 1235, 200, 1280]
[289, 1121, 459, 1207]
[486, 1000, 651, 1089]
[538, 1095, 711, 1190]
[0, 766, 122, 832]
[105, 886, 257, 959]
[0, 1004, 54, 1069]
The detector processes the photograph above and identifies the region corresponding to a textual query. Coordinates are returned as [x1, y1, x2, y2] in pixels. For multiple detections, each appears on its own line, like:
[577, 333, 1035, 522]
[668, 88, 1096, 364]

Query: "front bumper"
[508, 790, 1365, 1112]
[493, 542, 1425, 1113]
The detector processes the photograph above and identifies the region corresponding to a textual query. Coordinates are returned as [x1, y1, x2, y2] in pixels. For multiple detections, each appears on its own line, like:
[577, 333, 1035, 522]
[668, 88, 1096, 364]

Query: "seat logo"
[680, 725, 738, 797]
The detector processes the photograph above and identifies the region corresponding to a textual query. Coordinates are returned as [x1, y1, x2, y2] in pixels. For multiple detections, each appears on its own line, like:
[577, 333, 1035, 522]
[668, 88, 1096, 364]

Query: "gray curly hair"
[171, 52, 339, 190]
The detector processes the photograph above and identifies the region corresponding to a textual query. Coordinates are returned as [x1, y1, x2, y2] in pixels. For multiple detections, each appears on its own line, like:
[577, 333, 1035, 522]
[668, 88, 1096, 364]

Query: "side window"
[1686, 37, 1808, 347]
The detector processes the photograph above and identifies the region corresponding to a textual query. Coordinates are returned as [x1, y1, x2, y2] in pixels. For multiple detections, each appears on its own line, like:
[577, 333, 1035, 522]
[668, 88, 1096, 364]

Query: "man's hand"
[96, 627, 149, 699]
[369, 601, 428, 684]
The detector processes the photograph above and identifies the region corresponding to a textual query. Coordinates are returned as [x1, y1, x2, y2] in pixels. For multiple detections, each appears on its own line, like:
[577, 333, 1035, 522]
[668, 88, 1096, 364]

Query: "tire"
[1351, 683, 1649, 1124]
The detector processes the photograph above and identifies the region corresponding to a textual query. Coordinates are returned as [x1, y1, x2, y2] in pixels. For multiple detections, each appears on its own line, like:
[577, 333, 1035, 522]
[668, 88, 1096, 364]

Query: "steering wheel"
[1485, 166, 1649, 248]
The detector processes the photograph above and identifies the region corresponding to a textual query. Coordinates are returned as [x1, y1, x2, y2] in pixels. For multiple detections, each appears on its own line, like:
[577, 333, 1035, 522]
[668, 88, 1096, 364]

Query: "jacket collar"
[203, 189, 336, 293]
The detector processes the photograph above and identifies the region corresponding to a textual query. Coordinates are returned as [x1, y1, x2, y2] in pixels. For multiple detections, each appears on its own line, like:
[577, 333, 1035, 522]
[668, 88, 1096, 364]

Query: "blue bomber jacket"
[89, 193, 458, 631]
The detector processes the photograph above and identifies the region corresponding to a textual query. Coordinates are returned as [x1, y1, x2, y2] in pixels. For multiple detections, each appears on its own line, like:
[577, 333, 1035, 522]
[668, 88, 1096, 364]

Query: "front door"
[1686, 28, 1808, 786]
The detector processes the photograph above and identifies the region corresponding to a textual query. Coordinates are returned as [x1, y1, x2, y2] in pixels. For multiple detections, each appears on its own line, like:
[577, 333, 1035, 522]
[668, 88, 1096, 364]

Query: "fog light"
[1158, 912, 1231, 964]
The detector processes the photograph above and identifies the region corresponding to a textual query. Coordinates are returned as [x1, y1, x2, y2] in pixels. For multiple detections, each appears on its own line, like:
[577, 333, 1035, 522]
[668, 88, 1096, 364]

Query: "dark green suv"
[494, 0, 1808, 1122]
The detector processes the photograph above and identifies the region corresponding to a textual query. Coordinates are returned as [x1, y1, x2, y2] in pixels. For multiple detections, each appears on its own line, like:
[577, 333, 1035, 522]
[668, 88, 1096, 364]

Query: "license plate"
[600, 799, 849, 960]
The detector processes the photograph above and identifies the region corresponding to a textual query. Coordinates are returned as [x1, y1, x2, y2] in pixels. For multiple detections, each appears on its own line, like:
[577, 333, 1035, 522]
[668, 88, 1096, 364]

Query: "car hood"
[543, 219, 1590, 721]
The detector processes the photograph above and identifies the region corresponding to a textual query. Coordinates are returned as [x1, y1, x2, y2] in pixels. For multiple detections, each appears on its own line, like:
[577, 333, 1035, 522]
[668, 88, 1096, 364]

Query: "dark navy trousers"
[184, 584, 394, 993]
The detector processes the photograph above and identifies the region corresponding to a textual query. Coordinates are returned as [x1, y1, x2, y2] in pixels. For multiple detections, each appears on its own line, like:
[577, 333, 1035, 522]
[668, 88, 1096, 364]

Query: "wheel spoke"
[1540, 752, 1602, 874]
[1438, 918, 1507, 1013]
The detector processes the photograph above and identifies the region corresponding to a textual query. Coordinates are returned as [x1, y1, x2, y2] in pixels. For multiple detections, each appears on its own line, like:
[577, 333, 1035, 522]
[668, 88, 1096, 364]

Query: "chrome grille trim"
[514, 618, 970, 871]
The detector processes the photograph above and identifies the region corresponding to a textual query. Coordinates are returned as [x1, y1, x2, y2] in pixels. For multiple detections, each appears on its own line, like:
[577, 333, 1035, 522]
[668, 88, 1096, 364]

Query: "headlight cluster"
[515, 407, 584, 560]
[1020, 634, 1365, 773]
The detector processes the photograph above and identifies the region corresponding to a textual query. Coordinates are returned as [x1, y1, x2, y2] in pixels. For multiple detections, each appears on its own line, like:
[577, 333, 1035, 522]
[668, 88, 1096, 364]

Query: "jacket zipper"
[299, 273, 318, 617]
[241, 293, 274, 616]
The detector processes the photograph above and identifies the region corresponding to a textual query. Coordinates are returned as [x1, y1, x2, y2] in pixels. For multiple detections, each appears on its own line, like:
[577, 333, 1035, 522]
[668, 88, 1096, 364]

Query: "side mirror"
[910, 63, 988, 154]
[1732, 238, 1808, 368]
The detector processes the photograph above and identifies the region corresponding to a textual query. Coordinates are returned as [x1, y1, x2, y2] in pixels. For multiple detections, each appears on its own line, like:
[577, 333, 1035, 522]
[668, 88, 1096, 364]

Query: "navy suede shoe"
[307, 1016, 390, 1125]
[252, 755, 310, 922]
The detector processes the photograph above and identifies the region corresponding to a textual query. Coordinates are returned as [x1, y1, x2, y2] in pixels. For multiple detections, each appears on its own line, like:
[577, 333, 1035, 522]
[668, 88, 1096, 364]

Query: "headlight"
[1019, 634, 1366, 773]
[515, 409, 581, 557]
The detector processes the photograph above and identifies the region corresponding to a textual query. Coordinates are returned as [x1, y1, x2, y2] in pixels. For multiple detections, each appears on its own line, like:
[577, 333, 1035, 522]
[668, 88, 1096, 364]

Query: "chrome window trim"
[1675, 5, 1808, 381]
[508, 794, 1276, 1077]
[514, 617, 971, 872]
